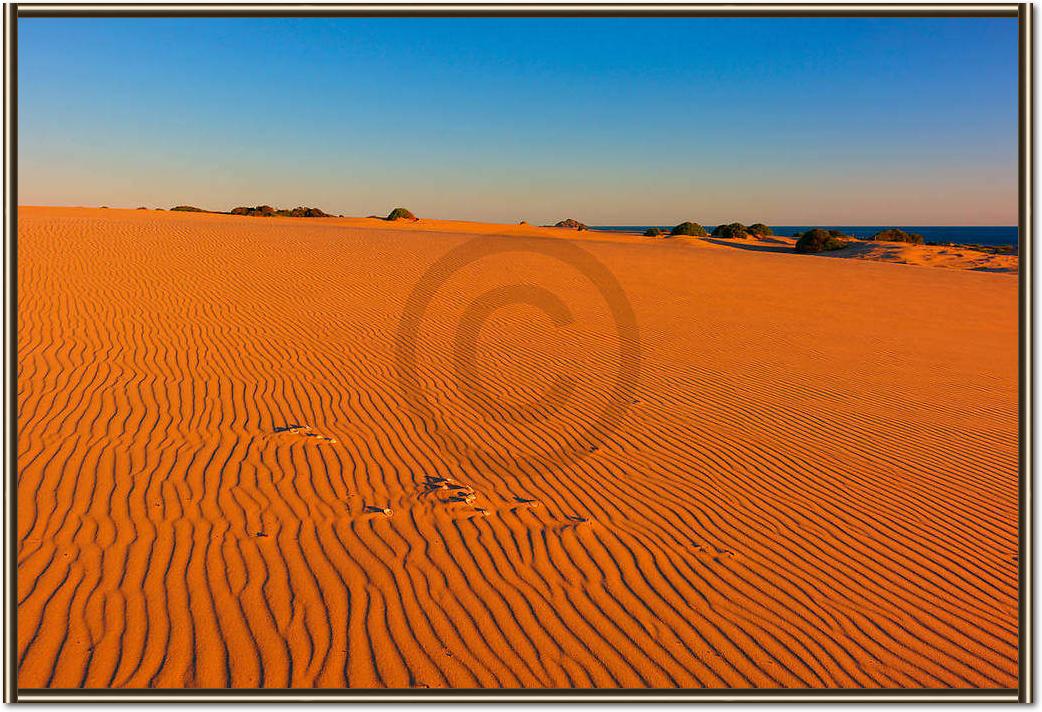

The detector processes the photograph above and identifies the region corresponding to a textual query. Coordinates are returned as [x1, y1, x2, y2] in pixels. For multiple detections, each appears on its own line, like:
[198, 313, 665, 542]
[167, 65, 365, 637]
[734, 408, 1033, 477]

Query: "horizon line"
[15, 205, 1019, 228]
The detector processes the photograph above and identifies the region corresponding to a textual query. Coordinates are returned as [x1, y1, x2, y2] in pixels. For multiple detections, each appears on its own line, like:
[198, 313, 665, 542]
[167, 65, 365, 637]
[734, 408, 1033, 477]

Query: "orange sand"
[17, 207, 1018, 688]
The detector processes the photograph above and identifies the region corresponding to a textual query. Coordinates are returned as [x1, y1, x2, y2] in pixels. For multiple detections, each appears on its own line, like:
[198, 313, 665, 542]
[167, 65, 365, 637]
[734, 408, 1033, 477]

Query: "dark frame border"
[3, 2, 1032, 703]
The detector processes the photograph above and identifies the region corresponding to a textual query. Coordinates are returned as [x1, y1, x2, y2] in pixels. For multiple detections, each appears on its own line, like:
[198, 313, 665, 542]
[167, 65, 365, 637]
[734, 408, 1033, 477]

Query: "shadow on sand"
[704, 238, 793, 254]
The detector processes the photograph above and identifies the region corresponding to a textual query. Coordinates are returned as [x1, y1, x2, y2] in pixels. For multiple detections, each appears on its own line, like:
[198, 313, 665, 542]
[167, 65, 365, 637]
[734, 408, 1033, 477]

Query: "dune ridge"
[17, 207, 1018, 688]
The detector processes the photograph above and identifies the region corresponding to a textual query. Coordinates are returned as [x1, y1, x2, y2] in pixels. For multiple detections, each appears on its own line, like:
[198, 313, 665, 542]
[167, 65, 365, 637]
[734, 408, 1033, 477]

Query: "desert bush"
[644, 227, 663, 237]
[231, 205, 274, 216]
[387, 207, 417, 221]
[171, 205, 206, 212]
[554, 218, 588, 230]
[231, 205, 331, 217]
[280, 206, 332, 217]
[795, 228, 849, 253]
[869, 228, 924, 245]
[712, 222, 750, 239]
[670, 222, 708, 237]
[748, 223, 774, 236]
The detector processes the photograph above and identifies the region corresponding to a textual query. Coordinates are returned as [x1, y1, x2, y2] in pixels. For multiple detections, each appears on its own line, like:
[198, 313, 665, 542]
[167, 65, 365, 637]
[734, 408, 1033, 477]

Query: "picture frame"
[4, 3, 1032, 702]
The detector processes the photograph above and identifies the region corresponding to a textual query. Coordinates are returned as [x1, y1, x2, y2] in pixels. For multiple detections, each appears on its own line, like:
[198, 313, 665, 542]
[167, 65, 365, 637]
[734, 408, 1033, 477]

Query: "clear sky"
[19, 16, 1018, 225]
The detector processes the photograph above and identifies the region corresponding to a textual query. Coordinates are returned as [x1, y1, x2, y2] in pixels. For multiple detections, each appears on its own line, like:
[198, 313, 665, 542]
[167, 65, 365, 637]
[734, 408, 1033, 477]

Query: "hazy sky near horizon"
[20, 17, 1018, 225]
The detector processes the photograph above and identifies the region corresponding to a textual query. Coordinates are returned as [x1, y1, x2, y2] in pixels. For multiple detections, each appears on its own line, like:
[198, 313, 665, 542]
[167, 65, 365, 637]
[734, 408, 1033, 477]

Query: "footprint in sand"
[445, 490, 476, 504]
[363, 503, 392, 517]
[420, 480, 445, 494]
[419, 475, 460, 493]
[694, 544, 737, 562]
[419, 476, 489, 517]
[507, 495, 544, 515]
[274, 423, 337, 443]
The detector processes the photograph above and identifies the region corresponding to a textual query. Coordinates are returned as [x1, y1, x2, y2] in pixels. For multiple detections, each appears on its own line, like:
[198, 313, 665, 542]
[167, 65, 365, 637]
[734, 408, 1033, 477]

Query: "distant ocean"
[591, 226, 1019, 247]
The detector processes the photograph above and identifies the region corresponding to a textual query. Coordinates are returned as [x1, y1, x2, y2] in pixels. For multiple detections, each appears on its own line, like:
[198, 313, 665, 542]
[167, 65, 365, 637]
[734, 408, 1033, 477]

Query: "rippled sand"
[17, 207, 1018, 688]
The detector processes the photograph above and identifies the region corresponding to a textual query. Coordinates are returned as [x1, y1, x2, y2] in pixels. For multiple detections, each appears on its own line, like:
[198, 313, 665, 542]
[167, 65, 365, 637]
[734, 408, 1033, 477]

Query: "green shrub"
[869, 228, 924, 245]
[231, 205, 332, 217]
[712, 222, 750, 239]
[795, 228, 849, 254]
[644, 227, 663, 237]
[387, 207, 417, 221]
[279, 206, 332, 217]
[171, 205, 206, 212]
[747, 223, 774, 236]
[554, 218, 588, 230]
[670, 222, 708, 237]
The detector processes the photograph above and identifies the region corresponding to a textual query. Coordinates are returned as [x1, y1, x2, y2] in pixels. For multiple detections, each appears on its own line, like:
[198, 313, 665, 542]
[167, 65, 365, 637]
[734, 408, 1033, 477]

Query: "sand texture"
[17, 207, 1018, 688]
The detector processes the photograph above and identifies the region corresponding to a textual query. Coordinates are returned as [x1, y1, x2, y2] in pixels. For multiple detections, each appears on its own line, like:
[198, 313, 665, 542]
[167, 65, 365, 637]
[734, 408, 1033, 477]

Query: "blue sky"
[19, 17, 1018, 224]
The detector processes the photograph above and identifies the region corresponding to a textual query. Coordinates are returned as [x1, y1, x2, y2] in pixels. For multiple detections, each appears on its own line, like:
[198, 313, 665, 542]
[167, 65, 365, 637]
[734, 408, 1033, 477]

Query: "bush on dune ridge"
[281, 206, 332, 217]
[554, 218, 588, 230]
[748, 223, 774, 236]
[870, 228, 925, 245]
[386, 207, 418, 221]
[231, 205, 333, 218]
[644, 227, 663, 237]
[670, 222, 708, 237]
[795, 228, 850, 254]
[231, 205, 276, 216]
[712, 222, 750, 239]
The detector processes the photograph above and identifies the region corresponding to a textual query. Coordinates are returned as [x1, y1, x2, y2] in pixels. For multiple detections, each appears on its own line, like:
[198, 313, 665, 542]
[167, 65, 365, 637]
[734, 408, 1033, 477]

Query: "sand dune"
[700, 234, 1018, 273]
[17, 207, 1018, 688]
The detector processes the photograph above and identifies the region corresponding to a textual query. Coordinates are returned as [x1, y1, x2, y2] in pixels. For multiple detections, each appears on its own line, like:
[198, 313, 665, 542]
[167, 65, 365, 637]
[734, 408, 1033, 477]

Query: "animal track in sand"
[363, 503, 393, 517]
[273, 423, 337, 443]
